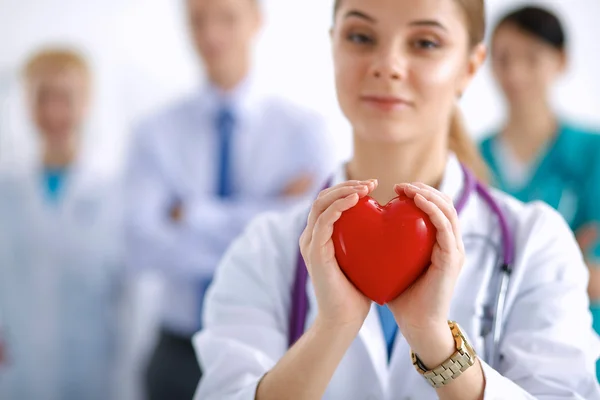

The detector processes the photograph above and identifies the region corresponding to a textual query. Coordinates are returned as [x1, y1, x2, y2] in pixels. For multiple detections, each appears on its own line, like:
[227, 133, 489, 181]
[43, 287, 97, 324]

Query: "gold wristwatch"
[411, 320, 477, 388]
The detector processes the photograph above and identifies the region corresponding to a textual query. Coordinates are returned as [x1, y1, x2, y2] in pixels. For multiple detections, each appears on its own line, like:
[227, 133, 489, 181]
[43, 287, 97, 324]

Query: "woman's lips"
[360, 95, 414, 111]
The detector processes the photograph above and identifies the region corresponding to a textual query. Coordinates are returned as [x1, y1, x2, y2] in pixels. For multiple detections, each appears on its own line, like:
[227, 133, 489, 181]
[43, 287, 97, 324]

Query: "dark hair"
[494, 6, 566, 51]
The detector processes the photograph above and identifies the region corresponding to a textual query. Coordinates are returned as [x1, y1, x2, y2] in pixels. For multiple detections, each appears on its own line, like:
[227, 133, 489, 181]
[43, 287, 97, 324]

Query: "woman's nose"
[370, 48, 406, 81]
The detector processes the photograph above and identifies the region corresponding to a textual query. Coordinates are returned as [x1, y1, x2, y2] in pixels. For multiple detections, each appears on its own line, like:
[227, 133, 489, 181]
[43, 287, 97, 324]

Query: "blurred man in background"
[125, 0, 334, 398]
[0, 49, 125, 400]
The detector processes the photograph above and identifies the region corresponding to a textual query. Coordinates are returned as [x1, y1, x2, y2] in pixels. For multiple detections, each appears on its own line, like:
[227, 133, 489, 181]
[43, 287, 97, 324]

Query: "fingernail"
[354, 185, 367, 191]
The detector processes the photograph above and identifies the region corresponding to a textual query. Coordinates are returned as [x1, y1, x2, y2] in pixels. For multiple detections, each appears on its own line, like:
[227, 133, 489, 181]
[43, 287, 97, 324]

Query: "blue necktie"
[377, 304, 398, 362]
[216, 106, 235, 198]
[198, 106, 236, 330]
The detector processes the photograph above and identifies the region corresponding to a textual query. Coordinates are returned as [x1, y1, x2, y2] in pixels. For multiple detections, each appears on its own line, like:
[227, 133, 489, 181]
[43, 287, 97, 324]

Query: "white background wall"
[0, 0, 599, 172]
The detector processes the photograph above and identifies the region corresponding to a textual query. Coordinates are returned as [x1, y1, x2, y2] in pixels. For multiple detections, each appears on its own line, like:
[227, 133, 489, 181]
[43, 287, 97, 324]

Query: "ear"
[329, 26, 336, 52]
[458, 43, 487, 96]
[557, 49, 568, 74]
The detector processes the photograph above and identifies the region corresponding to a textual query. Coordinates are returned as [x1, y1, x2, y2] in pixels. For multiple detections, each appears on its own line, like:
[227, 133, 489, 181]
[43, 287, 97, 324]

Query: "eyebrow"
[344, 10, 377, 23]
[409, 20, 448, 31]
[343, 13, 448, 32]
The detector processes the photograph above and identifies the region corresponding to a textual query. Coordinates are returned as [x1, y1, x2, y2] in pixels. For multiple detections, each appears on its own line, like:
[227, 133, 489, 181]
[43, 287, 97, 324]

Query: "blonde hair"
[449, 108, 489, 182]
[449, 0, 488, 182]
[23, 48, 91, 83]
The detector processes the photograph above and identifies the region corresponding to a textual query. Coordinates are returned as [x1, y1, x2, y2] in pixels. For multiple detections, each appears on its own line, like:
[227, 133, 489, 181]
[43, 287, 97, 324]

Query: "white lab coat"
[0, 159, 125, 400]
[193, 154, 600, 400]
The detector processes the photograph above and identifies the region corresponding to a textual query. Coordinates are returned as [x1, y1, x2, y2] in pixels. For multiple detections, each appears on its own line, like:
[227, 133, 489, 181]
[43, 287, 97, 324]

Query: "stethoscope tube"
[469, 174, 515, 370]
[489, 264, 512, 369]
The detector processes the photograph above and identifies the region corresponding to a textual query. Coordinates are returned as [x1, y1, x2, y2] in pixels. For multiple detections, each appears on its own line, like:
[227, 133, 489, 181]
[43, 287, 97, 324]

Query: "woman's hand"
[300, 179, 378, 330]
[257, 179, 378, 400]
[387, 182, 465, 364]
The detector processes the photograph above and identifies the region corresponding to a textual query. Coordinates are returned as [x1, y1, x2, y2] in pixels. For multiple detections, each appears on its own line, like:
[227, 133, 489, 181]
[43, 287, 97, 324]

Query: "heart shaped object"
[332, 194, 437, 305]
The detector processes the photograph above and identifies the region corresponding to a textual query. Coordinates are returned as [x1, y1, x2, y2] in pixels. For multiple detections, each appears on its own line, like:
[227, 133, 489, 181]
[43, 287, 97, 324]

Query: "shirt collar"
[331, 152, 465, 206]
[438, 152, 466, 206]
[197, 73, 260, 119]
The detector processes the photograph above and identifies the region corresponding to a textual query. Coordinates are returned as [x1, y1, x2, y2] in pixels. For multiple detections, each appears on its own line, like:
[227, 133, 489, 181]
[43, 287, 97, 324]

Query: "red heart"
[332, 194, 437, 305]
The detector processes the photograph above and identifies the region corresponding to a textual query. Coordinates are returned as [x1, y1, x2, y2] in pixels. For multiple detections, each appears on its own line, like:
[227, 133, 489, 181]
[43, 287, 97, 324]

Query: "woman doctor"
[478, 7, 600, 379]
[0, 49, 124, 400]
[194, 0, 600, 398]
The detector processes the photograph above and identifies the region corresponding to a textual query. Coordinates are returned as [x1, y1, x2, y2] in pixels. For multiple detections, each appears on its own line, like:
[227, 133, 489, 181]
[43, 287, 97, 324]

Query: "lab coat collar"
[19, 144, 102, 214]
[331, 152, 465, 206]
[196, 73, 261, 121]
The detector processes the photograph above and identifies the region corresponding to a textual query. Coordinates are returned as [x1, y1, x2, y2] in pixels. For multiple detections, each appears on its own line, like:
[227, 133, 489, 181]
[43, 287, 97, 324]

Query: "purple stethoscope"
[288, 164, 515, 369]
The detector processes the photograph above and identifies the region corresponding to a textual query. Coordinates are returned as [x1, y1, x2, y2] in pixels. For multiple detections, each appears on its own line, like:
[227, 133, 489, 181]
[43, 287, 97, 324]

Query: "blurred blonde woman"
[0, 48, 124, 400]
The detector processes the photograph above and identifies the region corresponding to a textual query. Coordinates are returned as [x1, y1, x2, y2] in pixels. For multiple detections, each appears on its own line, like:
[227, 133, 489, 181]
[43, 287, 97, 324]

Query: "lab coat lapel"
[26, 156, 76, 218]
[358, 304, 389, 390]
[306, 281, 389, 391]
[19, 163, 57, 232]
[30, 154, 98, 255]
[58, 156, 90, 214]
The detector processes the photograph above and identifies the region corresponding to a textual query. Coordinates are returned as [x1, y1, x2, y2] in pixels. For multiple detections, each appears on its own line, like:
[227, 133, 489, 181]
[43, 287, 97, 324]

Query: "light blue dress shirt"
[125, 79, 335, 335]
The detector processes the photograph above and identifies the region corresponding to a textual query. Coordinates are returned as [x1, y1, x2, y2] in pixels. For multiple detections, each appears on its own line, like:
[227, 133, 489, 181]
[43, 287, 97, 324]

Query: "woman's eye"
[347, 33, 374, 45]
[414, 39, 440, 49]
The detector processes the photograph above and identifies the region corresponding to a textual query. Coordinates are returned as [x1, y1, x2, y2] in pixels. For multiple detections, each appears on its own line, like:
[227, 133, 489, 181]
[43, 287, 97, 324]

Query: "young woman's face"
[492, 24, 565, 107]
[331, 0, 484, 144]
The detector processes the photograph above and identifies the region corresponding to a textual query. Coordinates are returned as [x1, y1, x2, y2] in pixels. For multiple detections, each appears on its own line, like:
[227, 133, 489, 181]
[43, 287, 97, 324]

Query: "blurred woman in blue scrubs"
[479, 6, 600, 380]
[0, 49, 124, 400]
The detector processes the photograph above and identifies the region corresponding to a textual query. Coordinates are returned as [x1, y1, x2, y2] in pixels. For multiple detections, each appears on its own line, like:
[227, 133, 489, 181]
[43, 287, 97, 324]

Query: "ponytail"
[448, 107, 489, 183]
